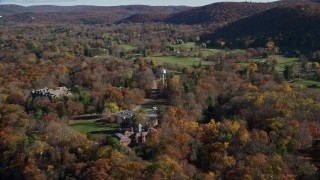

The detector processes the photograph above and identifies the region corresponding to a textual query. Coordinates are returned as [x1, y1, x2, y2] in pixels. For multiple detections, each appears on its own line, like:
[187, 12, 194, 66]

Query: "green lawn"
[201, 49, 223, 57]
[171, 42, 196, 50]
[271, 55, 299, 72]
[93, 54, 112, 59]
[230, 49, 246, 53]
[291, 79, 320, 88]
[201, 48, 245, 57]
[120, 44, 136, 51]
[238, 55, 300, 72]
[184, 42, 196, 50]
[238, 62, 250, 67]
[69, 118, 120, 136]
[151, 55, 213, 66]
[267, 55, 300, 72]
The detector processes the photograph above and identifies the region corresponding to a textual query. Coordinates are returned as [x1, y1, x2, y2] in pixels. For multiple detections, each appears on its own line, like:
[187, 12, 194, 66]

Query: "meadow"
[239, 55, 300, 72]
[291, 79, 320, 88]
[69, 116, 120, 136]
[151, 55, 213, 66]
[120, 44, 137, 51]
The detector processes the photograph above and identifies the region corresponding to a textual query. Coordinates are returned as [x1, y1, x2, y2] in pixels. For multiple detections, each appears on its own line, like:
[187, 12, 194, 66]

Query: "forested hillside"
[117, 13, 169, 24]
[202, 4, 320, 50]
[0, 5, 190, 24]
[0, 1, 320, 179]
[165, 2, 272, 25]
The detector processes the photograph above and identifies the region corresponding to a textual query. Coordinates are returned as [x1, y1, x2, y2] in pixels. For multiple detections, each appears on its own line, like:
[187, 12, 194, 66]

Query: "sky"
[0, 0, 278, 7]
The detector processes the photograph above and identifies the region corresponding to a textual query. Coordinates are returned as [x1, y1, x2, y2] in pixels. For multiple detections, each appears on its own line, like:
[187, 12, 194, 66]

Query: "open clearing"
[151, 55, 213, 66]
[171, 42, 196, 51]
[69, 116, 120, 136]
[258, 55, 300, 72]
[291, 79, 320, 88]
[239, 55, 300, 72]
[201, 48, 245, 57]
[120, 44, 137, 51]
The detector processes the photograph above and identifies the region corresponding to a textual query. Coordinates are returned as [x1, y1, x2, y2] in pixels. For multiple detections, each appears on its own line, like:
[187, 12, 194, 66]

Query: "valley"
[1, 0, 320, 179]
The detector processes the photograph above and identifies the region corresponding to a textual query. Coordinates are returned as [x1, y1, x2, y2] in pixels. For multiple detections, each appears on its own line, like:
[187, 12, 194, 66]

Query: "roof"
[31, 86, 71, 98]
[124, 131, 134, 137]
[134, 132, 149, 137]
[112, 110, 134, 119]
[115, 133, 130, 140]
[146, 109, 158, 118]
[160, 68, 166, 74]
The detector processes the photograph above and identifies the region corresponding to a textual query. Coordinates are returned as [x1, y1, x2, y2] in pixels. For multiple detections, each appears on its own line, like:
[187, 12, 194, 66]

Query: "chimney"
[131, 127, 134, 132]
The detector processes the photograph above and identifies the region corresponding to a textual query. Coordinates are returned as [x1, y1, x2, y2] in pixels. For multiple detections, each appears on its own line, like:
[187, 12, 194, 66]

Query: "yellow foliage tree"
[255, 95, 264, 106]
[247, 63, 258, 72]
[279, 83, 292, 92]
[218, 40, 225, 47]
[265, 41, 275, 51]
[105, 103, 120, 113]
[246, 83, 259, 91]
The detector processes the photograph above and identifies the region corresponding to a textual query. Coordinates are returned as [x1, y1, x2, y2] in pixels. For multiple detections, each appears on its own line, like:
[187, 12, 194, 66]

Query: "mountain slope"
[117, 13, 169, 24]
[0, 5, 191, 24]
[0, 5, 190, 15]
[202, 4, 320, 49]
[0, 5, 27, 15]
[165, 2, 272, 25]
[115, 1, 320, 25]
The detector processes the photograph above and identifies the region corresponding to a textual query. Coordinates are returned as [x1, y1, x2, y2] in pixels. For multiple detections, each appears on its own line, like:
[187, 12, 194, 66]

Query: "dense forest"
[1, 1, 320, 179]
[202, 4, 320, 50]
[0, 5, 190, 24]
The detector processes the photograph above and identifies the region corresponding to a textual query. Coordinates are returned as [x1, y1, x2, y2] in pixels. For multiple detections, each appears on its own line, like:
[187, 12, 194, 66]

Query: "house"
[31, 86, 72, 99]
[112, 110, 134, 119]
[111, 110, 134, 125]
[175, 39, 184, 44]
[123, 127, 135, 137]
[115, 125, 157, 146]
[114, 133, 132, 146]
[133, 132, 149, 143]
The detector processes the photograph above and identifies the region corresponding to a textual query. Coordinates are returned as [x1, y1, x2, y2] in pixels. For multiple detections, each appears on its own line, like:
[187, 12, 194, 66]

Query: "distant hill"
[0, 5, 190, 15]
[117, 13, 169, 24]
[115, 1, 320, 25]
[202, 4, 320, 50]
[1, 1, 320, 26]
[0, 5, 191, 24]
[164, 2, 272, 25]
[277, 0, 320, 4]
[0, 5, 27, 15]
[116, 2, 274, 25]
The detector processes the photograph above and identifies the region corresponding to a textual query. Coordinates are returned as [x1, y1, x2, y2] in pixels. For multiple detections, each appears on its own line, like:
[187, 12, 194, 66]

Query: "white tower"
[160, 68, 167, 85]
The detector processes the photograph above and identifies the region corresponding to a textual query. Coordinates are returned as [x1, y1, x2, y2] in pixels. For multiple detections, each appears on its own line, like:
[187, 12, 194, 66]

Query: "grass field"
[239, 55, 300, 72]
[93, 54, 112, 59]
[201, 49, 222, 57]
[69, 117, 120, 136]
[201, 48, 246, 57]
[171, 42, 196, 51]
[120, 44, 136, 51]
[291, 79, 320, 88]
[184, 42, 196, 50]
[260, 55, 300, 72]
[151, 55, 213, 66]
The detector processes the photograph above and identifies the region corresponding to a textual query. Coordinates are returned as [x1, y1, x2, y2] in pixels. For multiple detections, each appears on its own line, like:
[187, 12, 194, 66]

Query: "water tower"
[160, 68, 167, 85]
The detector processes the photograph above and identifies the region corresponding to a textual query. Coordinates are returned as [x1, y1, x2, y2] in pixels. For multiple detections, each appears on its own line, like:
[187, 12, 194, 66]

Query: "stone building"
[31, 86, 72, 99]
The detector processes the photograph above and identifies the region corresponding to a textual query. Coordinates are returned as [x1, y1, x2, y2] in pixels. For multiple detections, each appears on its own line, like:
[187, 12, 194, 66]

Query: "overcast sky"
[0, 0, 278, 7]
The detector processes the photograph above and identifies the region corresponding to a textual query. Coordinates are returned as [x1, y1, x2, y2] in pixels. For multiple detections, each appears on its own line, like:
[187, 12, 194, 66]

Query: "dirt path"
[132, 79, 168, 112]
[132, 98, 168, 112]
